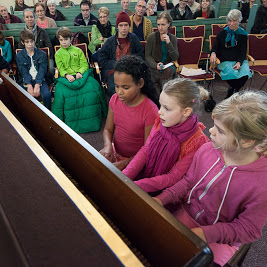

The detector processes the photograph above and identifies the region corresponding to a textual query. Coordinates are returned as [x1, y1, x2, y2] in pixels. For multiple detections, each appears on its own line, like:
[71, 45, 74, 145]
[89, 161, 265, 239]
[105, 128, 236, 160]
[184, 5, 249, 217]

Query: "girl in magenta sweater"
[100, 55, 159, 171]
[123, 78, 209, 193]
[154, 91, 267, 266]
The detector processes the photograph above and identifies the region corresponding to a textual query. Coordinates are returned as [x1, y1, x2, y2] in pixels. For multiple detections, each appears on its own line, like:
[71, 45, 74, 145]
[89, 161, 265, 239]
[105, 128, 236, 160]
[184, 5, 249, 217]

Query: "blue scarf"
[224, 26, 248, 47]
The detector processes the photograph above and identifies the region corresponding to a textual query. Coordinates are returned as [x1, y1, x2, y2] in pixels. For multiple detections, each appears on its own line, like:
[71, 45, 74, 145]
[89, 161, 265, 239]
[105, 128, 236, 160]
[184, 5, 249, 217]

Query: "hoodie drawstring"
[187, 157, 220, 204]
[213, 167, 237, 224]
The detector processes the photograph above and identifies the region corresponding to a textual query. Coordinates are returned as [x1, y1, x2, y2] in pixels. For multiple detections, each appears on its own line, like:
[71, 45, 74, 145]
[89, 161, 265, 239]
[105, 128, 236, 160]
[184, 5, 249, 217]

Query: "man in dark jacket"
[98, 11, 144, 96]
[74, 0, 98, 26]
[170, 0, 193, 20]
[0, 5, 23, 24]
[251, 0, 267, 34]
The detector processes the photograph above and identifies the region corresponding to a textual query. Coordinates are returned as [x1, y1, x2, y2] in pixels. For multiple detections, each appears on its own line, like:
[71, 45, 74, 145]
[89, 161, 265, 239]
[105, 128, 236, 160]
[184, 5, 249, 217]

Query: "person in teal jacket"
[89, 7, 116, 62]
[53, 27, 108, 133]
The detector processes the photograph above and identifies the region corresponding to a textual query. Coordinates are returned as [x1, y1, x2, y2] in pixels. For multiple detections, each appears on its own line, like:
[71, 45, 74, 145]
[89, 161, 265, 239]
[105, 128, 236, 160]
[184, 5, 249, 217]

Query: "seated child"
[100, 55, 159, 171]
[0, 31, 12, 64]
[154, 91, 267, 266]
[52, 27, 107, 133]
[123, 78, 209, 193]
[16, 29, 51, 110]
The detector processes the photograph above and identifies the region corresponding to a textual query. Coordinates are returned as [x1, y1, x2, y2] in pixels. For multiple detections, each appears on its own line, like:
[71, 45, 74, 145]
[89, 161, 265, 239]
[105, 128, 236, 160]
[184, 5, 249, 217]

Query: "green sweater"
[88, 24, 116, 54]
[55, 45, 89, 77]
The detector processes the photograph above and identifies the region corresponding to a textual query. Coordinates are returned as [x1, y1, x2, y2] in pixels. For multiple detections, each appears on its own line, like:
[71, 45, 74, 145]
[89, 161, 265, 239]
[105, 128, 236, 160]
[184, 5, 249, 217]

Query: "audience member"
[0, 54, 9, 74]
[193, 0, 215, 19]
[145, 0, 158, 16]
[19, 9, 54, 71]
[74, 0, 98, 26]
[240, 0, 256, 29]
[46, 0, 66, 21]
[170, 0, 193, 20]
[53, 27, 108, 133]
[154, 90, 267, 267]
[157, 0, 174, 11]
[251, 0, 267, 33]
[187, 0, 200, 14]
[116, 0, 134, 17]
[34, 3, 57, 28]
[98, 11, 144, 96]
[129, 0, 153, 41]
[89, 7, 116, 61]
[16, 29, 51, 110]
[145, 12, 179, 95]
[59, 0, 75, 8]
[0, 5, 23, 24]
[210, 9, 252, 98]
[38, 0, 48, 12]
[123, 78, 209, 192]
[88, 0, 97, 11]
[0, 31, 12, 64]
[14, 0, 31, 11]
[100, 55, 159, 171]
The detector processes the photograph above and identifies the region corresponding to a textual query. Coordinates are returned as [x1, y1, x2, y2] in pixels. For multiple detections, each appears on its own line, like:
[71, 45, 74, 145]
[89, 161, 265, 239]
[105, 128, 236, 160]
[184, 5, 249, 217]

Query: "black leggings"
[226, 75, 248, 91]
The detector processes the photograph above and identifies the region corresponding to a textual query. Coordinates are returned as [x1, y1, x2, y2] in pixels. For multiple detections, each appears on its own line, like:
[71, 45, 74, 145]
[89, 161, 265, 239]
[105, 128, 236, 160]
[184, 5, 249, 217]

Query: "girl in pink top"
[100, 55, 159, 171]
[154, 91, 267, 266]
[123, 78, 209, 193]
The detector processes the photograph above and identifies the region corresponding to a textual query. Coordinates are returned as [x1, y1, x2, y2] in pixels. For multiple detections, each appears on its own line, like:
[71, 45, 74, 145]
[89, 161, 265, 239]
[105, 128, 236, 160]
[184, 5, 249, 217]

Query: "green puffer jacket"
[52, 69, 108, 133]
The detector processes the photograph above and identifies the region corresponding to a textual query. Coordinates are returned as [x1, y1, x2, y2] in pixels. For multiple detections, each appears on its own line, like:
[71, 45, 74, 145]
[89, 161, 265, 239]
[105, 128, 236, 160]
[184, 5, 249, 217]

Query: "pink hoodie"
[157, 142, 267, 246]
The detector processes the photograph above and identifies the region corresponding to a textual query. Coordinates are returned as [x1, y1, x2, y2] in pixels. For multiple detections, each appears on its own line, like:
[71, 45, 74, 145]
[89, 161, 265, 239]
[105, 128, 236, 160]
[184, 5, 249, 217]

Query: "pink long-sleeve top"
[157, 142, 267, 246]
[122, 116, 209, 192]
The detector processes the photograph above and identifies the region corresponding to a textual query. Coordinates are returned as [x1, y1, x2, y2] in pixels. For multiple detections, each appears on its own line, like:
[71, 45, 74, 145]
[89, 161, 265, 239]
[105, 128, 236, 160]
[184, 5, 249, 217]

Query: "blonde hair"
[98, 6, 109, 16]
[212, 91, 267, 155]
[162, 78, 209, 113]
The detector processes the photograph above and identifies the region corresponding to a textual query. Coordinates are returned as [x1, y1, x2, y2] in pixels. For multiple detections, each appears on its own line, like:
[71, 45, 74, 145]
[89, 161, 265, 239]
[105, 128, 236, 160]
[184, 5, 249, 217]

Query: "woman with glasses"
[210, 9, 252, 98]
[145, 0, 157, 16]
[157, 0, 174, 11]
[193, 0, 215, 19]
[89, 7, 116, 62]
[170, 0, 193, 20]
[46, 0, 66, 21]
[34, 2, 57, 28]
[145, 11, 179, 95]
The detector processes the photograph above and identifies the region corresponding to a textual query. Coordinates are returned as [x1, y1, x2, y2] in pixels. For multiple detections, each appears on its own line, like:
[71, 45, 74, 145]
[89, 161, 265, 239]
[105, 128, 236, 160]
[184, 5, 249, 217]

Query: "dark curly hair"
[114, 55, 159, 107]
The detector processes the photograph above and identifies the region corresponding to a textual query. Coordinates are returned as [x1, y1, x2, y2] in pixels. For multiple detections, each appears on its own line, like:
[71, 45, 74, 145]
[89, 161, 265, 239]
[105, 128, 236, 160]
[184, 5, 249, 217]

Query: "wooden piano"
[0, 73, 213, 266]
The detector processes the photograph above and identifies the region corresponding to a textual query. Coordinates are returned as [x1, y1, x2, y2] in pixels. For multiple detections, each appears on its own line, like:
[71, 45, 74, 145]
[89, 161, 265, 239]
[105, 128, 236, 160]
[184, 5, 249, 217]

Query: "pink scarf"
[143, 114, 198, 178]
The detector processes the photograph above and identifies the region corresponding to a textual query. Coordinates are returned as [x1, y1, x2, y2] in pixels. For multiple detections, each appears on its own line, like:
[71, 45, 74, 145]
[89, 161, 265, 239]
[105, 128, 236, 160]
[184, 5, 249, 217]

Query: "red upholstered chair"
[211, 24, 227, 36]
[140, 40, 146, 52]
[175, 37, 214, 83]
[152, 26, 176, 35]
[54, 43, 89, 78]
[16, 47, 50, 72]
[247, 34, 267, 89]
[88, 32, 92, 42]
[182, 25, 208, 60]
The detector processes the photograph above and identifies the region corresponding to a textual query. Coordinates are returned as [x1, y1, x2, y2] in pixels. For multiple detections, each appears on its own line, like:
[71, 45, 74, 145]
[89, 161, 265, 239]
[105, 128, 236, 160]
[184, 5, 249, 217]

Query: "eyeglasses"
[99, 15, 108, 19]
[137, 4, 146, 9]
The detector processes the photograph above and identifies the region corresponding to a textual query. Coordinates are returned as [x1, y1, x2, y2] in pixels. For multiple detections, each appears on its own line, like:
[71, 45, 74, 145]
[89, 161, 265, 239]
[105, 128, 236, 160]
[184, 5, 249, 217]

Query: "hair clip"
[192, 99, 196, 103]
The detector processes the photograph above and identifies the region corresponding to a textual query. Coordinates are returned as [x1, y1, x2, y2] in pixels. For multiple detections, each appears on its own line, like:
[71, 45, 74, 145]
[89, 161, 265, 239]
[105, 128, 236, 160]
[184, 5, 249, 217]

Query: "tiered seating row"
[3, 18, 226, 53]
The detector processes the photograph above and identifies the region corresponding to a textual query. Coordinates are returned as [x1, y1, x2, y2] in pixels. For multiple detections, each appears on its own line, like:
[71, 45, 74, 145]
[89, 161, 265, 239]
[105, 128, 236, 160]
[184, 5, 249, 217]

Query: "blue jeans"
[23, 81, 51, 110]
